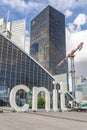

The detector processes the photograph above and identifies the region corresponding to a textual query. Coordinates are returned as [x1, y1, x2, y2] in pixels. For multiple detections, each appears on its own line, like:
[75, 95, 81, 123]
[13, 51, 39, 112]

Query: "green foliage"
[80, 103, 87, 107]
[38, 97, 45, 108]
[29, 89, 32, 95]
[28, 99, 32, 108]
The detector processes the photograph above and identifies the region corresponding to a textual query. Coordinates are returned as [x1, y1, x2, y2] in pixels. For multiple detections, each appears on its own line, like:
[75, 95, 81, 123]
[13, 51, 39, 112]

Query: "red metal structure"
[58, 42, 84, 67]
[58, 42, 84, 106]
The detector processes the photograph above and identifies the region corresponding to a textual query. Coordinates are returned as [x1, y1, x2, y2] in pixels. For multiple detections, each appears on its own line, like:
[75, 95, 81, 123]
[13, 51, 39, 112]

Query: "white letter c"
[10, 85, 29, 112]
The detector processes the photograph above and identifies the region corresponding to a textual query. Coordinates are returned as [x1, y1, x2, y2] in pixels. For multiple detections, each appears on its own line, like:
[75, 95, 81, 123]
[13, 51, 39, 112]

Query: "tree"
[38, 97, 45, 108]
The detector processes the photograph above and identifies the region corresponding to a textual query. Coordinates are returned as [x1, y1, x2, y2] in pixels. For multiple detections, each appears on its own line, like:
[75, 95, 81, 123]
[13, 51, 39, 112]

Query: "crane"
[58, 42, 84, 107]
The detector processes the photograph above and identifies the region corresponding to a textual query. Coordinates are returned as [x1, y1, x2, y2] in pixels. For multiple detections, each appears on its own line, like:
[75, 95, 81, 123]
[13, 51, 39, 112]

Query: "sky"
[0, 0, 87, 77]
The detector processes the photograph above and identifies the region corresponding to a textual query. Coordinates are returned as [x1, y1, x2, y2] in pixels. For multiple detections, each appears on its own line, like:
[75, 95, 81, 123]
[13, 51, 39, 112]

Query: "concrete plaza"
[0, 109, 87, 130]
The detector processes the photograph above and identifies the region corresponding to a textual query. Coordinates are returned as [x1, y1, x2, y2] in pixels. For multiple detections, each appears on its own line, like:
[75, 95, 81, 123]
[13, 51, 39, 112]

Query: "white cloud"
[64, 9, 73, 17]
[1, 0, 26, 11]
[74, 14, 87, 26]
[1, 0, 87, 14]
[48, 0, 73, 10]
[1, 0, 45, 13]
[67, 23, 76, 33]
[67, 13, 87, 32]
[68, 23, 81, 33]
[48, 0, 87, 11]
[66, 29, 87, 76]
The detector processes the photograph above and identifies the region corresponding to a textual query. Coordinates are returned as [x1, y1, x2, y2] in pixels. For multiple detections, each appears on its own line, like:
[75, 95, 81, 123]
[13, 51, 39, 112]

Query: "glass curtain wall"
[0, 34, 54, 104]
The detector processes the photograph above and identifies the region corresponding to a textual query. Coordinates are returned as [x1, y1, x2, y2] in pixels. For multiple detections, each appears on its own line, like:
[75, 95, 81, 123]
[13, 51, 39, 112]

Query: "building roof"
[0, 33, 54, 80]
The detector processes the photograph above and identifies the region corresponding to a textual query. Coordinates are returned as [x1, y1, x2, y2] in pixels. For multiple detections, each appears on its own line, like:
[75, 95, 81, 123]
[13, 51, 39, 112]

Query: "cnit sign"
[10, 83, 66, 112]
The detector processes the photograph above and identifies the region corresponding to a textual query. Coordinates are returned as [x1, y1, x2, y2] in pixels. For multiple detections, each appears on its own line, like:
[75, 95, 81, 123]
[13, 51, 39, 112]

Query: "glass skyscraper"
[30, 5, 68, 75]
[0, 34, 54, 105]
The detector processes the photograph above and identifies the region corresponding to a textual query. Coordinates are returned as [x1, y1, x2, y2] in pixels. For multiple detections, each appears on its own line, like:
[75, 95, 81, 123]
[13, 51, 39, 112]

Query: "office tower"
[0, 18, 29, 53]
[0, 18, 11, 39]
[11, 19, 26, 50]
[0, 18, 6, 33]
[0, 34, 54, 105]
[30, 5, 68, 75]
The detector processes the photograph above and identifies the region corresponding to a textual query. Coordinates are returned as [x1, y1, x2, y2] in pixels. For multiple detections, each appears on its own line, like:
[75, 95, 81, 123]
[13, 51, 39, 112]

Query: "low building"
[75, 76, 87, 100]
[0, 34, 54, 105]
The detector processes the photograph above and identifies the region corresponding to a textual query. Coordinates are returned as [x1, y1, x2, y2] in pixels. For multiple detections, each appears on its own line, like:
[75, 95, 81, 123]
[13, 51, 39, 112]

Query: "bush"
[38, 97, 45, 108]
[28, 99, 32, 108]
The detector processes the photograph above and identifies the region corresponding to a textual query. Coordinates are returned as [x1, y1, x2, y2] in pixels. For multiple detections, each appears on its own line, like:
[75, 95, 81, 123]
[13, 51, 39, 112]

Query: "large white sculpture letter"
[53, 81, 58, 111]
[32, 87, 50, 112]
[59, 82, 66, 111]
[10, 85, 29, 112]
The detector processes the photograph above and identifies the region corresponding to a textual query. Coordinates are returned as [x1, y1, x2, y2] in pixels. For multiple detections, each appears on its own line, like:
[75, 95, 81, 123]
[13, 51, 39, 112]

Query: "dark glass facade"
[0, 34, 54, 104]
[30, 5, 68, 75]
